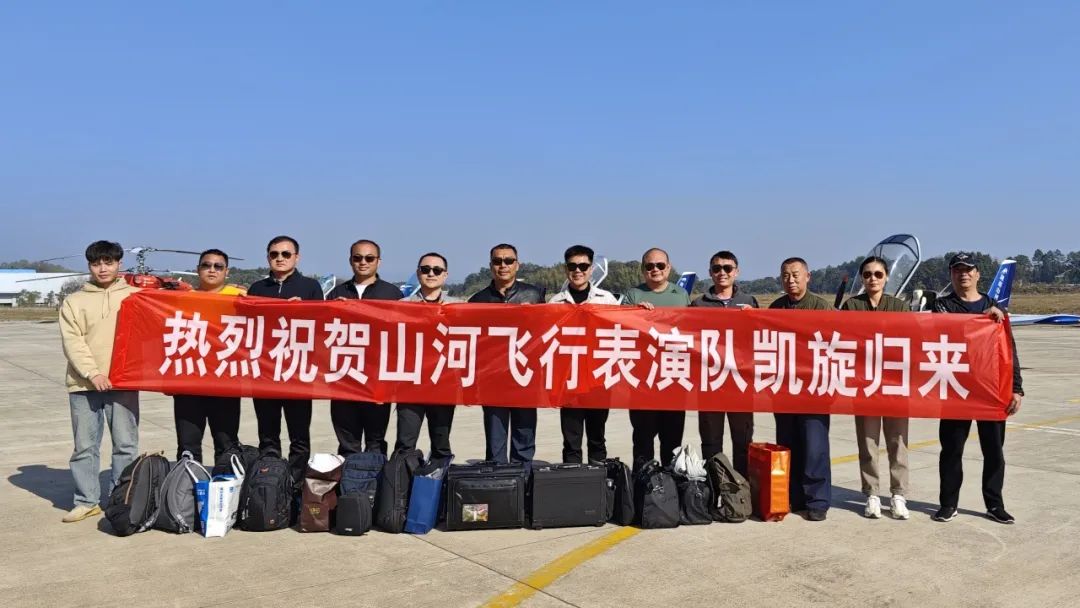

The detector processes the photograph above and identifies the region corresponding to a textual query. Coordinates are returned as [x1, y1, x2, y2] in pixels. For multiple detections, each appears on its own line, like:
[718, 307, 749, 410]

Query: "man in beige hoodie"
[59, 241, 140, 523]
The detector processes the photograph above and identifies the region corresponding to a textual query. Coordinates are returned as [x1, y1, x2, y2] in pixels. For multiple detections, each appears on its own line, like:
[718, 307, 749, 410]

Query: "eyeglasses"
[710, 264, 736, 275]
[643, 262, 668, 271]
[565, 262, 591, 272]
[862, 270, 886, 280]
[418, 265, 446, 276]
[351, 254, 379, 264]
[268, 250, 294, 260]
[199, 262, 226, 271]
[491, 257, 517, 267]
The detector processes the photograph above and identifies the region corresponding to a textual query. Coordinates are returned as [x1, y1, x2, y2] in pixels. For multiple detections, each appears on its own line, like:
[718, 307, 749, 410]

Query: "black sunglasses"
[710, 264, 736, 274]
[268, 250, 294, 260]
[862, 270, 886, 280]
[199, 262, 226, 271]
[418, 265, 446, 276]
[351, 254, 379, 264]
[643, 262, 667, 271]
[491, 257, 517, 267]
[565, 262, 591, 272]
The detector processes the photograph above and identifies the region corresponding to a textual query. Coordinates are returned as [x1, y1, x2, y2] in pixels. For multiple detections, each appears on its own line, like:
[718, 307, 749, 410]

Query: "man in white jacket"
[58, 241, 140, 523]
[549, 245, 618, 463]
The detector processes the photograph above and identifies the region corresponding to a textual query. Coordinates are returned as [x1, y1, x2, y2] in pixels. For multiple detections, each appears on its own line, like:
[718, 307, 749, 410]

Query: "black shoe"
[986, 507, 1015, 524]
[806, 509, 827, 521]
[933, 506, 958, 522]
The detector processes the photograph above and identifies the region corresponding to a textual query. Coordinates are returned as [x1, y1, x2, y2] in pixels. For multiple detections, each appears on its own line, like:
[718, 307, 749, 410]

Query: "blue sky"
[1, 2, 1076, 282]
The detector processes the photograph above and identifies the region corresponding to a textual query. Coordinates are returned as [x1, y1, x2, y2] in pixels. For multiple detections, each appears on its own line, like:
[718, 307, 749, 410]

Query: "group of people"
[57, 238, 1024, 528]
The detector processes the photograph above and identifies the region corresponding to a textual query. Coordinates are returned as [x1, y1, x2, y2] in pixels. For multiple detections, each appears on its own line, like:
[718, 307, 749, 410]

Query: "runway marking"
[481, 526, 641, 607]
[482, 413, 1080, 606]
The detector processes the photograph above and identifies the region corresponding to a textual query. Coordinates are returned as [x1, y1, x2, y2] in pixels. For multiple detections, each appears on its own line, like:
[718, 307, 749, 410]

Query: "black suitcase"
[445, 462, 526, 531]
[529, 463, 607, 529]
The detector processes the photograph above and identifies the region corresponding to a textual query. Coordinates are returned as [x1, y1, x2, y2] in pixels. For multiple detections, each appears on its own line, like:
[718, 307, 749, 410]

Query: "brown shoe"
[62, 504, 102, 523]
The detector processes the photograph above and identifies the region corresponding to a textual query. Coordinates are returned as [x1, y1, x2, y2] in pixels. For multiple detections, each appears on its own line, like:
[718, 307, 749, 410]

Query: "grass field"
[2, 292, 1077, 323]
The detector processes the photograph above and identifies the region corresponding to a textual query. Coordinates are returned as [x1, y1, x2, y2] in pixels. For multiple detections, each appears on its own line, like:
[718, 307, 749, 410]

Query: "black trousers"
[775, 413, 832, 512]
[560, 408, 609, 464]
[698, 411, 754, 479]
[395, 404, 455, 459]
[173, 394, 241, 464]
[629, 409, 685, 468]
[253, 398, 312, 485]
[331, 400, 392, 456]
[939, 419, 1006, 510]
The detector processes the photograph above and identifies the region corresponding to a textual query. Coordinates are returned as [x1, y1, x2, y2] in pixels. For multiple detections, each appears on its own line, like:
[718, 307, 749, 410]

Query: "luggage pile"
[103, 444, 787, 537]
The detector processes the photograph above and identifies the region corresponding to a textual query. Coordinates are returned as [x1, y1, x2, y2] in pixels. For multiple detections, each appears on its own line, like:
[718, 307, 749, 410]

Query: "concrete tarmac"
[1, 321, 1078, 608]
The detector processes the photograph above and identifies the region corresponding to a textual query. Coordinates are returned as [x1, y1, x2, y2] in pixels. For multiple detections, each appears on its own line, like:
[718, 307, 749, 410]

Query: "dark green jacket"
[840, 293, 908, 312]
[769, 292, 832, 310]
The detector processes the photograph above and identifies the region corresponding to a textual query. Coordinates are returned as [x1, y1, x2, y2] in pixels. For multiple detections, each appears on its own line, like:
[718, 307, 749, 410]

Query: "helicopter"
[17, 246, 244, 291]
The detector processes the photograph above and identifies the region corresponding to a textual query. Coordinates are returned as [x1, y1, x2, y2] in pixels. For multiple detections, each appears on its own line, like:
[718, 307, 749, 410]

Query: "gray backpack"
[706, 453, 752, 523]
[154, 451, 212, 534]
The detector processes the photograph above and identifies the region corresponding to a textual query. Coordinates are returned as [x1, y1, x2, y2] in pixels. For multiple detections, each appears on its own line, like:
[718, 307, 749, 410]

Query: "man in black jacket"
[247, 235, 325, 485]
[325, 239, 403, 455]
[690, 250, 759, 478]
[932, 253, 1024, 524]
[467, 243, 546, 463]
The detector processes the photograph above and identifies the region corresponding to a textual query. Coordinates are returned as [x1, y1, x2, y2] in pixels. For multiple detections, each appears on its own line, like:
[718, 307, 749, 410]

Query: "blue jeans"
[69, 390, 140, 507]
[482, 406, 536, 464]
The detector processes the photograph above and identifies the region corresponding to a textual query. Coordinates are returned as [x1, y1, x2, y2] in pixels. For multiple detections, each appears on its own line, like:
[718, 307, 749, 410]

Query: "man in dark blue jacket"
[932, 253, 1024, 524]
[467, 243, 545, 463]
[325, 239, 403, 455]
[247, 235, 324, 485]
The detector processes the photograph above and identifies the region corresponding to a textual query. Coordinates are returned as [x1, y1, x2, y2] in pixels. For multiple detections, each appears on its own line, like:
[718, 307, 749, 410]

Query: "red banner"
[110, 290, 1013, 420]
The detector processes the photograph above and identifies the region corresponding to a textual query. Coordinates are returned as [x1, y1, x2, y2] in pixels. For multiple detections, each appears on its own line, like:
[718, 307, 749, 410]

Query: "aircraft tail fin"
[677, 272, 697, 294]
[987, 259, 1016, 311]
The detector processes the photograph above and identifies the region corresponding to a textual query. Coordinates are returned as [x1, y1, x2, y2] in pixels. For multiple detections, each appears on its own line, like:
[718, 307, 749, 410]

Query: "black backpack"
[706, 452, 752, 523]
[375, 448, 423, 533]
[238, 456, 293, 531]
[675, 477, 713, 525]
[633, 460, 679, 529]
[212, 444, 259, 477]
[340, 451, 387, 502]
[105, 452, 171, 537]
[334, 493, 372, 536]
[603, 458, 635, 526]
[154, 451, 211, 534]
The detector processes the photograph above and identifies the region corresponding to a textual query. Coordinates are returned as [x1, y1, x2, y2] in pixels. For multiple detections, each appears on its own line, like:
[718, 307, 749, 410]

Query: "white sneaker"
[891, 495, 910, 520]
[864, 495, 882, 519]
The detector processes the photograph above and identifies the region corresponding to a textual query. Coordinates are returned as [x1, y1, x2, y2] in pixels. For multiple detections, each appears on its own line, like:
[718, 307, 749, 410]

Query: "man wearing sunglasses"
[170, 249, 246, 466]
[622, 248, 691, 468]
[247, 235, 324, 485]
[690, 250, 759, 478]
[325, 239, 405, 456]
[468, 243, 546, 464]
[769, 256, 833, 521]
[395, 252, 462, 459]
[932, 252, 1023, 525]
[550, 245, 619, 463]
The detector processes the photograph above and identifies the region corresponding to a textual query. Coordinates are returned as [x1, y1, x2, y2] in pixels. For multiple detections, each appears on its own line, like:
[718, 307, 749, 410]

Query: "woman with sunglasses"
[171, 249, 246, 465]
[841, 256, 911, 519]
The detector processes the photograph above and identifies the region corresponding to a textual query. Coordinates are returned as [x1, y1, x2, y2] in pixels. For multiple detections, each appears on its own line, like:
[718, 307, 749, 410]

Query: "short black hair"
[859, 255, 888, 275]
[780, 257, 808, 271]
[199, 248, 230, 267]
[267, 235, 299, 253]
[490, 243, 518, 258]
[351, 239, 381, 257]
[417, 251, 448, 268]
[85, 241, 123, 263]
[709, 250, 739, 267]
[641, 247, 669, 264]
[564, 245, 594, 263]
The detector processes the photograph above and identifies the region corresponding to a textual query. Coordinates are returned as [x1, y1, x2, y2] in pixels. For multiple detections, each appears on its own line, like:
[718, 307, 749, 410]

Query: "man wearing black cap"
[932, 253, 1023, 524]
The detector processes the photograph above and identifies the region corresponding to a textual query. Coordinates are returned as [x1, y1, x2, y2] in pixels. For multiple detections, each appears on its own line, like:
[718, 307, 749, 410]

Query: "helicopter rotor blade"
[16, 272, 90, 283]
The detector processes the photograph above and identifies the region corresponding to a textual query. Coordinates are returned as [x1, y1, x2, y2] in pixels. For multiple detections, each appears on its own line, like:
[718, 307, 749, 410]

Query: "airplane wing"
[1009, 314, 1080, 326]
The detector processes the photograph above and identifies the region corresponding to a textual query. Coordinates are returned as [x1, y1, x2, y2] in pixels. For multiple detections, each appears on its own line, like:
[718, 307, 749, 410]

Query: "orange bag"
[747, 442, 790, 521]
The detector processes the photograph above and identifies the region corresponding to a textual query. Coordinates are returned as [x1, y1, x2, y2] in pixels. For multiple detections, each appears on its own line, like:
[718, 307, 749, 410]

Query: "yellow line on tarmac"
[481, 526, 641, 607]
[483, 413, 1080, 607]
